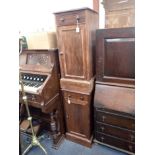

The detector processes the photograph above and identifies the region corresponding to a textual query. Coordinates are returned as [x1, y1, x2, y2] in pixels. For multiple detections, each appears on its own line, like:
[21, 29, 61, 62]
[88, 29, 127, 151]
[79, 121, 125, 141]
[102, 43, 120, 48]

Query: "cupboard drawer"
[95, 132, 135, 153]
[63, 91, 89, 105]
[95, 109, 135, 130]
[95, 121, 135, 143]
[55, 11, 85, 26]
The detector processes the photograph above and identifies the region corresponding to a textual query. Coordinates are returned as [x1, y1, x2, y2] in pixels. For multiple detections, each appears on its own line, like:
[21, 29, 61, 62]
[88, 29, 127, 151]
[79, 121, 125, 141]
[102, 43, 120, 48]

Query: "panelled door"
[64, 100, 90, 138]
[57, 24, 87, 80]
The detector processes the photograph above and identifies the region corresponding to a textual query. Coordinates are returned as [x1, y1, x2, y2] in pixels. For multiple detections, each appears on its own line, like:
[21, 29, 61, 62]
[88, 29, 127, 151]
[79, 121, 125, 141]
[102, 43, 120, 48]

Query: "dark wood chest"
[94, 27, 135, 154]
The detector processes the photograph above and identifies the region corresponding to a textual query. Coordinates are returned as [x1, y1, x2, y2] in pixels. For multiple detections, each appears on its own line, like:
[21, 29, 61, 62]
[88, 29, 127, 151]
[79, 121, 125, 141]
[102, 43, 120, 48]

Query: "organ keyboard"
[19, 73, 47, 93]
[19, 49, 65, 148]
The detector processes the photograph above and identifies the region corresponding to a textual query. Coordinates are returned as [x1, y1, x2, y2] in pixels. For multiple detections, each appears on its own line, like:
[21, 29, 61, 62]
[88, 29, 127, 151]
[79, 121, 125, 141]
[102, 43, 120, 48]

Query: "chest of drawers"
[94, 84, 135, 154]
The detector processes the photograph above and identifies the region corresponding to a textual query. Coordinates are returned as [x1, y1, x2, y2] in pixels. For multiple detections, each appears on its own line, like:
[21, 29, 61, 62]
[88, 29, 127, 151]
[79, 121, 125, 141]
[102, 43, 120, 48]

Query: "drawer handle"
[101, 127, 104, 131]
[130, 135, 134, 141]
[76, 15, 80, 20]
[128, 145, 133, 151]
[60, 17, 64, 22]
[76, 15, 80, 33]
[80, 96, 84, 100]
[102, 116, 106, 121]
[59, 51, 63, 55]
[101, 137, 104, 141]
[31, 95, 35, 101]
[66, 114, 69, 119]
[67, 97, 71, 104]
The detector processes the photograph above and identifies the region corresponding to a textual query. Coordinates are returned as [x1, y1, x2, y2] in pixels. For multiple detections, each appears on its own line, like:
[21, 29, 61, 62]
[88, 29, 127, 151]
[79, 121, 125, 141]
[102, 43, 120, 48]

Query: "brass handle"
[80, 96, 84, 100]
[68, 97, 71, 104]
[130, 135, 134, 141]
[41, 102, 44, 106]
[128, 145, 133, 151]
[60, 17, 64, 22]
[101, 137, 104, 141]
[102, 116, 106, 121]
[101, 127, 104, 131]
[31, 95, 35, 101]
[76, 15, 80, 20]
[76, 15, 80, 33]
[66, 114, 69, 119]
[59, 51, 63, 55]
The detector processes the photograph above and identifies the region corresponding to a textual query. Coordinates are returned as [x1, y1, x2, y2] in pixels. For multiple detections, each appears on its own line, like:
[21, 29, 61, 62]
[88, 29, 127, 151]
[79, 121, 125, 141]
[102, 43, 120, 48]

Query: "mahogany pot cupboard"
[54, 8, 99, 147]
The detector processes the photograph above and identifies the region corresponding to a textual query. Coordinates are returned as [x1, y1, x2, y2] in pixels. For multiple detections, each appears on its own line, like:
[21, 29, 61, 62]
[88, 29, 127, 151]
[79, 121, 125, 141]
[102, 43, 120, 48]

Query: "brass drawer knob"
[60, 17, 64, 22]
[102, 116, 106, 121]
[101, 127, 104, 131]
[130, 135, 134, 141]
[128, 145, 133, 151]
[80, 96, 84, 100]
[66, 114, 69, 119]
[101, 137, 104, 141]
[76, 15, 80, 20]
[59, 51, 64, 55]
[31, 95, 35, 101]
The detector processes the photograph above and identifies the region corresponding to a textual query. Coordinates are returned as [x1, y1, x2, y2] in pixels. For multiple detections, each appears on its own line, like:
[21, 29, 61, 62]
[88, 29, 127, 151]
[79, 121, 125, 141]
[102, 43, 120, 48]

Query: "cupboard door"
[64, 100, 90, 138]
[96, 27, 135, 86]
[58, 25, 87, 80]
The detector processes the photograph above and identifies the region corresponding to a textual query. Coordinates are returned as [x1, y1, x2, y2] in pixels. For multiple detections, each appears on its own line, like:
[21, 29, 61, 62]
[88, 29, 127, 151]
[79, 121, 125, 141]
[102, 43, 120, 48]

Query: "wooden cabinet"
[54, 8, 98, 147]
[57, 25, 87, 80]
[96, 27, 135, 87]
[62, 90, 93, 147]
[63, 91, 91, 136]
[94, 27, 135, 154]
[94, 105, 135, 154]
[55, 8, 99, 81]
[102, 0, 135, 28]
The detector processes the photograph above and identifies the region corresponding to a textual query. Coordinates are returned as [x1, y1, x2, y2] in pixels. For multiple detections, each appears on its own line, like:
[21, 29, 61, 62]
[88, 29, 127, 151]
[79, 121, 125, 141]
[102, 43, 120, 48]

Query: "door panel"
[58, 25, 86, 79]
[64, 101, 90, 138]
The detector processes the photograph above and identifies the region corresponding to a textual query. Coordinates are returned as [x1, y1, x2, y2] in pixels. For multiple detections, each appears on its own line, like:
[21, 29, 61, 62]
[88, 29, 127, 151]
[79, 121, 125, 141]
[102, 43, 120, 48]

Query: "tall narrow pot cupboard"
[54, 8, 99, 147]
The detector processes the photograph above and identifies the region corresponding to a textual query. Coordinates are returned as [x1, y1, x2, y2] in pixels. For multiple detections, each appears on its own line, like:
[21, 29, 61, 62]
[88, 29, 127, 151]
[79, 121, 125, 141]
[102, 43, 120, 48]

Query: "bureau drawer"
[95, 121, 135, 143]
[95, 109, 135, 130]
[55, 11, 86, 26]
[63, 91, 89, 105]
[95, 132, 135, 153]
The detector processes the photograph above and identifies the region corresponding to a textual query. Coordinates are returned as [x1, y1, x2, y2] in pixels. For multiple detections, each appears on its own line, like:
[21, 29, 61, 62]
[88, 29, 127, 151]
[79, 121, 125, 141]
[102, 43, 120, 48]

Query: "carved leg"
[50, 110, 64, 149]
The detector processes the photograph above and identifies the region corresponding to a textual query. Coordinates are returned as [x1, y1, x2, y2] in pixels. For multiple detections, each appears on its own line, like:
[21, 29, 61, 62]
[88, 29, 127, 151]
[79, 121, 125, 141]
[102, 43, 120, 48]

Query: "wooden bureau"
[102, 0, 135, 28]
[94, 27, 135, 154]
[54, 8, 99, 147]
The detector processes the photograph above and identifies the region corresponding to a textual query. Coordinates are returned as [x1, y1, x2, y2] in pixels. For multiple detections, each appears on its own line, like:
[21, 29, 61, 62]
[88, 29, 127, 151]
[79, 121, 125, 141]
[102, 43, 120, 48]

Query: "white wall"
[19, 0, 93, 35]
[99, 0, 105, 28]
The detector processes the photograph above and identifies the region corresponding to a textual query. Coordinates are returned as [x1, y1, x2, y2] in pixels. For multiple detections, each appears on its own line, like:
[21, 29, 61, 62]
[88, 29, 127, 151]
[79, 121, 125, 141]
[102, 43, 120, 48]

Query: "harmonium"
[19, 49, 65, 148]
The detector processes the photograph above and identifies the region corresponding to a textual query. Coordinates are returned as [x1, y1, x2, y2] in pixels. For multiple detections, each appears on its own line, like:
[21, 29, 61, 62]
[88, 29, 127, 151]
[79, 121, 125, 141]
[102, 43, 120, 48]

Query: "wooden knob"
[130, 135, 134, 141]
[80, 96, 84, 100]
[102, 116, 106, 121]
[60, 17, 64, 22]
[128, 145, 133, 151]
[101, 137, 104, 141]
[68, 98, 71, 104]
[59, 52, 64, 55]
[101, 127, 104, 131]
[76, 15, 80, 20]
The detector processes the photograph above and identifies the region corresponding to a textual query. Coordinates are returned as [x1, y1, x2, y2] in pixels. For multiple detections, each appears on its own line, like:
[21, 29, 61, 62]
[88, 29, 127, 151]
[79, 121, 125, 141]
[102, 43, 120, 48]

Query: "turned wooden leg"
[50, 110, 64, 149]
